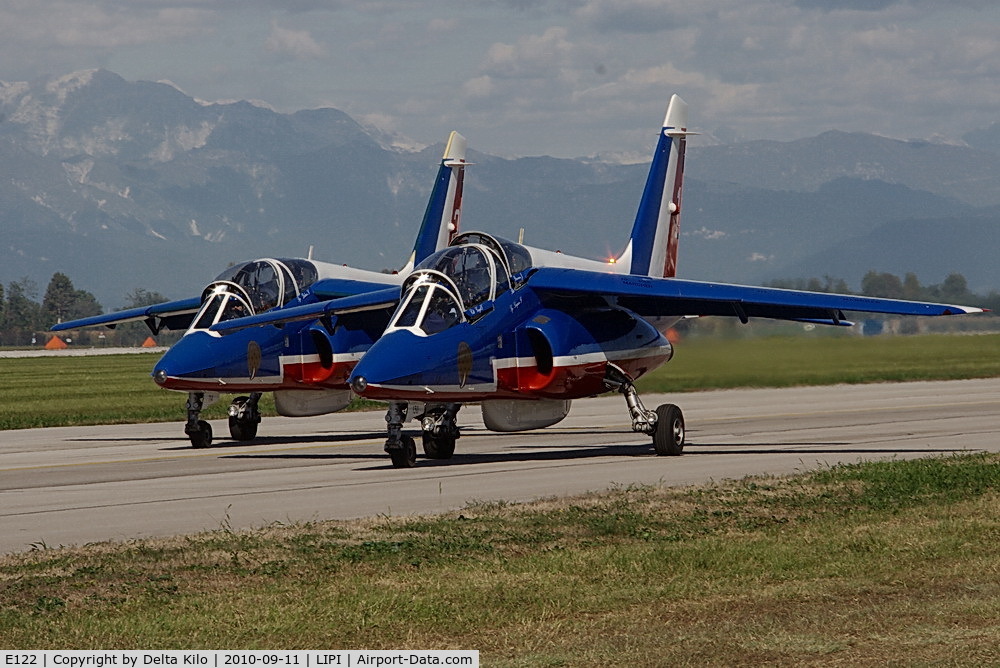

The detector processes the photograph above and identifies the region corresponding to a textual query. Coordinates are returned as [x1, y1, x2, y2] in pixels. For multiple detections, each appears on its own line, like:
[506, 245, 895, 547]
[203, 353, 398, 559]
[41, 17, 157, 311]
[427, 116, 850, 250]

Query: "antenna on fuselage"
[307, 245, 314, 260]
[518, 228, 525, 244]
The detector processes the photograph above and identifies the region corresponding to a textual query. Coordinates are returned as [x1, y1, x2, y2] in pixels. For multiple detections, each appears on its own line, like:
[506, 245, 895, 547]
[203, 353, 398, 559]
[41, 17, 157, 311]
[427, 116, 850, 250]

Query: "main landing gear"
[228, 393, 263, 441]
[418, 403, 461, 459]
[605, 364, 685, 456]
[183, 391, 262, 448]
[382, 401, 462, 467]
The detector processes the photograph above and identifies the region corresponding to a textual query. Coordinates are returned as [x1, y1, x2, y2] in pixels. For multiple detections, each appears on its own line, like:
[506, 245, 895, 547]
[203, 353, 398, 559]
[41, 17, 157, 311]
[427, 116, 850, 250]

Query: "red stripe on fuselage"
[358, 351, 672, 402]
[156, 360, 355, 393]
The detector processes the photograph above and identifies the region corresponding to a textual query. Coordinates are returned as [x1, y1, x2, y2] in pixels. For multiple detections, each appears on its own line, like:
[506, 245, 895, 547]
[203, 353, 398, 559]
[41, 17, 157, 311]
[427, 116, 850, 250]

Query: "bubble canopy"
[387, 235, 525, 336]
[189, 258, 319, 332]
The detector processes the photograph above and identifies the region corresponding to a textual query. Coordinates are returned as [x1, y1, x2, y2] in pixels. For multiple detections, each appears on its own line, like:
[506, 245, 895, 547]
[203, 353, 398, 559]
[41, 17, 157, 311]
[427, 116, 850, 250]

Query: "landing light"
[153, 369, 168, 385]
[351, 376, 368, 393]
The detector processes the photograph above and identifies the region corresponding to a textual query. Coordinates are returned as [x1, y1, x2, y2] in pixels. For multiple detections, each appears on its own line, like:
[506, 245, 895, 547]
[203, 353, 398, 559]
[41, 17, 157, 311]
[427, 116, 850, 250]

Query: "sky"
[1, 0, 999, 159]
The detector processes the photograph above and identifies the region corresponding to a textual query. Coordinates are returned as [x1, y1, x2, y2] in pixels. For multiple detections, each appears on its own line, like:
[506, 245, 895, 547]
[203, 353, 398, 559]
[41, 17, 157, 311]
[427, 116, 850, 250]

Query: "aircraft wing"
[50, 296, 203, 333]
[211, 286, 402, 333]
[527, 268, 986, 325]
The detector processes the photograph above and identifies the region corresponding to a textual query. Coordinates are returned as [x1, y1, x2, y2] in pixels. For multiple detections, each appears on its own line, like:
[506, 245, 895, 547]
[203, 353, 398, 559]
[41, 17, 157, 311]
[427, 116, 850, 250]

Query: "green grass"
[637, 331, 1000, 392]
[0, 353, 376, 430]
[1, 453, 998, 664]
[2, 333, 998, 429]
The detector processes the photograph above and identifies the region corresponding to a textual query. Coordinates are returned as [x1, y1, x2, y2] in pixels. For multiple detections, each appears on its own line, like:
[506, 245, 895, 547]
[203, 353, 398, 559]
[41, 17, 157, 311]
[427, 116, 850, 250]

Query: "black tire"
[228, 397, 259, 441]
[229, 416, 259, 441]
[422, 432, 456, 459]
[652, 404, 684, 456]
[389, 435, 418, 468]
[189, 420, 213, 449]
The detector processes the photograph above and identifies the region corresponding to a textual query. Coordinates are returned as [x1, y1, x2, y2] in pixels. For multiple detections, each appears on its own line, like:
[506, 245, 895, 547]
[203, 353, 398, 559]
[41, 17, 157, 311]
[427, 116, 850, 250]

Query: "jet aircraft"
[215, 95, 986, 467]
[52, 132, 469, 448]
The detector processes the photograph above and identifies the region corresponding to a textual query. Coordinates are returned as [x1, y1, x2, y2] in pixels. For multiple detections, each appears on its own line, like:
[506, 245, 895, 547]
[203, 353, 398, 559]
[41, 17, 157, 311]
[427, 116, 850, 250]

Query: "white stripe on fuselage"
[165, 351, 364, 388]
[368, 344, 671, 395]
[491, 343, 671, 370]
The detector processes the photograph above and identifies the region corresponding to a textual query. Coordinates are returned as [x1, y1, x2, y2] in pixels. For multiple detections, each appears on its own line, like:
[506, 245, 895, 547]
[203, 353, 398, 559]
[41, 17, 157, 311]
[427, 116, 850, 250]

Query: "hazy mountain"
[963, 123, 1000, 157]
[0, 69, 997, 311]
[691, 131, 1000, 208]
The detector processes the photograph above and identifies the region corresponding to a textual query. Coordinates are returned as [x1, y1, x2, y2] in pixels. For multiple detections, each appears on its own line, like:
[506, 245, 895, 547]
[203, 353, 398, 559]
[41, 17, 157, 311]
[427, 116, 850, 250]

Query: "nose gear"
[384, 401, 417, 468]
[185, 392, 213, 448]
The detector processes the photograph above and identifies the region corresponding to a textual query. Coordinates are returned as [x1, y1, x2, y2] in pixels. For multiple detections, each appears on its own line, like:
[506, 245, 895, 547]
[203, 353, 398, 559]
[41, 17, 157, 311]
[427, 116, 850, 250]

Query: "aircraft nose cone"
[151, 332, 220, 388]
[348, 329, 425, 396]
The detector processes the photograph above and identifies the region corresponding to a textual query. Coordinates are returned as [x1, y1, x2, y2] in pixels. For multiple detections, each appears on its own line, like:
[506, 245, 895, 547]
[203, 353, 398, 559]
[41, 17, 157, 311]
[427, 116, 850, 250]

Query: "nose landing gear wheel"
[389, 435, 418, 468]
[652, 403, 684, 456]
[188, 420, 213, 449]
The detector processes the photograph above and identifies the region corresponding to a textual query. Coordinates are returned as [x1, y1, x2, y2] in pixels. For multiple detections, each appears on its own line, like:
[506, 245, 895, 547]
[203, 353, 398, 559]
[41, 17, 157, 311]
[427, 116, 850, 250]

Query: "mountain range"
[1, 69, 997, 310]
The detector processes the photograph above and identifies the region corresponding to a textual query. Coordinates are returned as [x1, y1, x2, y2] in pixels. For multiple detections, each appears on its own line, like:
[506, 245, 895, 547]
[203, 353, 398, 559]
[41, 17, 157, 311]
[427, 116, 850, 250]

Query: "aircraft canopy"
[190, 258, 320, 332]
[387, 240, 514, 336]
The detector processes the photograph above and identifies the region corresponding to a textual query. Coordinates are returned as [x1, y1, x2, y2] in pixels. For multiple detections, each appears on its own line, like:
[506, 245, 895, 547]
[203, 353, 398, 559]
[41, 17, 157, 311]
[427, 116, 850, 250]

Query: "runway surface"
[3, 378, 999, 555]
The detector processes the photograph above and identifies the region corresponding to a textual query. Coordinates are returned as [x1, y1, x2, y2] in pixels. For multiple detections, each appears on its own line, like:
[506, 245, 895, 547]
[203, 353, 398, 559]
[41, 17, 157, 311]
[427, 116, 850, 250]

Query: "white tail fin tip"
[444, 131, 467, 162]
[664, 95, 688, 131]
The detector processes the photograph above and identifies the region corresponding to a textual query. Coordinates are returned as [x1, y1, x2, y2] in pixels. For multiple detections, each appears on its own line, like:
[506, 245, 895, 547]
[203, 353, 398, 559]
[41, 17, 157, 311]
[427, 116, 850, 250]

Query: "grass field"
[3, 332, 1000, 430]
[1, 453, 998, 664]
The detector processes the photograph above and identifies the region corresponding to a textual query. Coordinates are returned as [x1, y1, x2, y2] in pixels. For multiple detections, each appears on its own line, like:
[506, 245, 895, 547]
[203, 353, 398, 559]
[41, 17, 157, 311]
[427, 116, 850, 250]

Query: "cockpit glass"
[395, 284, 429, 329]
[451, 232, 533, 278]
[221, 294, 251, 321]
[389, 280, 463, 336]
[193, 294, 225, 331]
[189, 288, 254, 333]
[414, 245, 500, 309]
[421, 288, 461, 334]
[211, 258, 315, 313]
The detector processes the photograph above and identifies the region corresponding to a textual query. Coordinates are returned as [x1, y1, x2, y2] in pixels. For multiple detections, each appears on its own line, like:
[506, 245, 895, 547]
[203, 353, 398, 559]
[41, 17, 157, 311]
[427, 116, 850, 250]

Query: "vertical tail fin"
[616, 95, 691, 278]
[401, 131, 468, 273]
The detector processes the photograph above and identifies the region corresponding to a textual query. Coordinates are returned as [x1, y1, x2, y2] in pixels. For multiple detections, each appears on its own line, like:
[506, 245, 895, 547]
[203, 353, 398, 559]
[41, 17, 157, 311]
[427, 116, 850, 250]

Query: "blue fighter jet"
[53, 132, 469, 447]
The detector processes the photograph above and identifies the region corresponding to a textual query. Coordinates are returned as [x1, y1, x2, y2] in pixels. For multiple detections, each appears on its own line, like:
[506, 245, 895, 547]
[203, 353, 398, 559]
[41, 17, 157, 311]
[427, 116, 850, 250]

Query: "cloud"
[264, 21, 327, 60]
[1, 0, 1000, 158]
[481, 26, 577, 80]
[0, 2, 214, 49]
[576, 0, 723, 33]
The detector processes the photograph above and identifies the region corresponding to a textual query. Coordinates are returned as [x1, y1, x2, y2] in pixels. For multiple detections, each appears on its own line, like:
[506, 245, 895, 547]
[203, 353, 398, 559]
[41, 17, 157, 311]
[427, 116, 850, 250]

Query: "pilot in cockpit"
[422, 291, 460, 334]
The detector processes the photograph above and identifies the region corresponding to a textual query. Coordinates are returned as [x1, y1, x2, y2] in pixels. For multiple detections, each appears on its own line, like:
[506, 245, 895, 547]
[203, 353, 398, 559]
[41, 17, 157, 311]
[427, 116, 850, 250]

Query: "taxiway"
[2, 378, 998, 554]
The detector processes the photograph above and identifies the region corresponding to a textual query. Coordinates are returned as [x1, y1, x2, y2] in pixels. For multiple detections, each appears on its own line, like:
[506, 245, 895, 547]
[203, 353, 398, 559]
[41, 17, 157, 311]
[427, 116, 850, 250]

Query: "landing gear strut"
[605, 364, 685, 456]
[384, 401, 417, 468]
[228, 393, 262, 441]
[418, 403, 461, 459]
[185, 392, 213, 449]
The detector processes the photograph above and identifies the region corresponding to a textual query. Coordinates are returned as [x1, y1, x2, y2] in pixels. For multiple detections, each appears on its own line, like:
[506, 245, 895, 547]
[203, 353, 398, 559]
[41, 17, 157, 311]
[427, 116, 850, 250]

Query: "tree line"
[764, 270, 997, 308]
[0, 273, 174, 347]
[2, 269, 997, 348]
